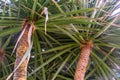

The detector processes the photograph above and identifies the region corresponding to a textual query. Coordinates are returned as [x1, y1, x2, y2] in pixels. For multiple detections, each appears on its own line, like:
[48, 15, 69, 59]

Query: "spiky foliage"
[0, 0, 120, 80]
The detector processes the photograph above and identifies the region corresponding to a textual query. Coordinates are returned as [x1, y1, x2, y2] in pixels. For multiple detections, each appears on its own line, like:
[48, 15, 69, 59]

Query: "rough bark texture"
[74, 41, 93, 80]
[0, 49, 5, 64]
[13, 22, 32, 80]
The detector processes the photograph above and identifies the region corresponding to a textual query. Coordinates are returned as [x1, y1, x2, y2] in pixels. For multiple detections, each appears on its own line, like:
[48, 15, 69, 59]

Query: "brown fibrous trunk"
[13, 21, 34, 80]
[74, 40, 93, 80]
[0, 49, 5, 64]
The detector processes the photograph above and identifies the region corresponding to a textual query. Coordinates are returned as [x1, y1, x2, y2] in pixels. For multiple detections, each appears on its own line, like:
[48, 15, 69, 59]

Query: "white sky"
[111, 1, 120, 16]
[1, 0, 11, 4]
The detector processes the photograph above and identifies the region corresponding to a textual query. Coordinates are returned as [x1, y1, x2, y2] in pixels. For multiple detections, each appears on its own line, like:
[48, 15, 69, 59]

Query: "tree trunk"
[13, 21, 34, 80]
[74, 41, 93, 80]
[0, 48, 5, 64]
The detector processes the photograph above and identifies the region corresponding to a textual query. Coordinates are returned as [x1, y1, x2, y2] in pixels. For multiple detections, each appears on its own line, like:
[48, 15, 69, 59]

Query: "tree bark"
[13, 21, 34, 80]
[74, 41, 93, 80]
[0, 48, 5, 64]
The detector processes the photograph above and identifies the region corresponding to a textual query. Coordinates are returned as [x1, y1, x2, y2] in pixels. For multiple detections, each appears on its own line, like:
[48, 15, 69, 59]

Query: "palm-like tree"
[0, 0, 120, 80]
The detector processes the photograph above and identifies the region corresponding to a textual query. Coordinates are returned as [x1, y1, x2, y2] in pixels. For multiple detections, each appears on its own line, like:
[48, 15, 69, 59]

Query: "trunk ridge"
[74, 40, 93, 80]
[13, 21, 34, 80]
[0, 49, 5, 64]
